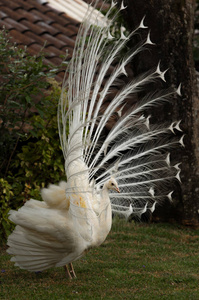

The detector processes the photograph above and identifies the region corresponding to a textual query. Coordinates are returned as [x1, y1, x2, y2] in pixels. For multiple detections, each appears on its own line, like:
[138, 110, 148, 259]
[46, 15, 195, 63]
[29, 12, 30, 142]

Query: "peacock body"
[7, 1, 183, 275]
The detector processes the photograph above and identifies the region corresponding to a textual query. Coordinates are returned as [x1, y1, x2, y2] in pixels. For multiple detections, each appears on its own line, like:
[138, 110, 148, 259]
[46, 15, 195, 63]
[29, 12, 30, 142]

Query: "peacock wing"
[7, 205, 88, 271]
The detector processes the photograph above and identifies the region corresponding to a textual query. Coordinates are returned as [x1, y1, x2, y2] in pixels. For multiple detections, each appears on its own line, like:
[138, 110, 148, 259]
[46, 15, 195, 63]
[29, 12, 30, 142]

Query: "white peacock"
[7, 0, 183, 278]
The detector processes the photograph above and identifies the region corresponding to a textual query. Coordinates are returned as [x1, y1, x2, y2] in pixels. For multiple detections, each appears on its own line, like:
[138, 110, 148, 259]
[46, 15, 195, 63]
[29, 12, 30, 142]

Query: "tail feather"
[58, 1, 182, 218]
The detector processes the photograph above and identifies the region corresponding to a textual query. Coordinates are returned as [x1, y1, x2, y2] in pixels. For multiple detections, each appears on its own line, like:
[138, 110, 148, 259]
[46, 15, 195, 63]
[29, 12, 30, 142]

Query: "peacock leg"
[64, 263, 76, 279]
[69, 262, 77, 278]
[64, 264, 72, 279]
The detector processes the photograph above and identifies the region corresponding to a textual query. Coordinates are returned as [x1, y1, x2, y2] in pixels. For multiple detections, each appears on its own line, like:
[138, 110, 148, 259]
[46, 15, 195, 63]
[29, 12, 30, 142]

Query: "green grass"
[1, 220, 199, 299]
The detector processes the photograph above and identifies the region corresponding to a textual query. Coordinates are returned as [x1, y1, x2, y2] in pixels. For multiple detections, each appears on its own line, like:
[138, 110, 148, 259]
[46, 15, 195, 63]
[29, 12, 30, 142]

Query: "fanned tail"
[58, 1, 183, 219]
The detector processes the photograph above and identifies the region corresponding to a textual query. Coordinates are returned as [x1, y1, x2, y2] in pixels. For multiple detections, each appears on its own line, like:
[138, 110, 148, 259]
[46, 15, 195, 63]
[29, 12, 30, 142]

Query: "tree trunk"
[122, 0, 199, 226]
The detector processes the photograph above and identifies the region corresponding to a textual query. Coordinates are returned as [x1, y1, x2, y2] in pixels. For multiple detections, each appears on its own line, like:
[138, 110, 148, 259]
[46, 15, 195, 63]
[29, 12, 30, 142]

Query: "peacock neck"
[92, 184, 112, 247]
[99, 185, 112, 222]
[101, 184, 111, 205]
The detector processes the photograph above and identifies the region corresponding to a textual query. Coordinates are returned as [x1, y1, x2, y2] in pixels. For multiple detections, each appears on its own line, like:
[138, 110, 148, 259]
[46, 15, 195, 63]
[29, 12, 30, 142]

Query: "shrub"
[0, 178, 15, 240]
[0, 30, 67, 242]
[0, 29, 64, 177]
[0, 79, 67, 242]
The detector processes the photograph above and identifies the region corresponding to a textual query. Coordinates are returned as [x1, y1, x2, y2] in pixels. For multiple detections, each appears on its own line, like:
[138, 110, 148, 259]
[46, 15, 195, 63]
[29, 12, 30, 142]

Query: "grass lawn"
[0, 219, 199, 299]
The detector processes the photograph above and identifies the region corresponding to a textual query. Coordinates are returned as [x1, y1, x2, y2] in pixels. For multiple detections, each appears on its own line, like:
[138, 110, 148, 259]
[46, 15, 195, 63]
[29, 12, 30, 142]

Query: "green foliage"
[0, 30, 67, 242]
[12, 80, 66, 199]
[0, 80, 66, 242]
[0, 29, 63, 176]
[0, 178, 15, 240]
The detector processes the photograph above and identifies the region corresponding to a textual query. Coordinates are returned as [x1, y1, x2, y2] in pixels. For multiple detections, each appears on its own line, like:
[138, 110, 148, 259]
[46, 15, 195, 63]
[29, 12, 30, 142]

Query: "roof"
[0, 0, 110, 81]
[0, 0, 82, 81]
[0, 0, 134, 102]
[45, 0, 108, 26]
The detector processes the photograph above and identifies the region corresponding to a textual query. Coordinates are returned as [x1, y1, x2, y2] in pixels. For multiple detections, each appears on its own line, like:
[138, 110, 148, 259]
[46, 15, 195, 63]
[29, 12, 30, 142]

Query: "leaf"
[29, 130, 38, 138]
[25, 95, 31, 103]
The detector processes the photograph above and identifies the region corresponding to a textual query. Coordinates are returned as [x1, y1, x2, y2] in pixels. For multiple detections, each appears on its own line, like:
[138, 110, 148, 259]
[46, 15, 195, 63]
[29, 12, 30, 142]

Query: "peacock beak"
[116, 187, 120, 193]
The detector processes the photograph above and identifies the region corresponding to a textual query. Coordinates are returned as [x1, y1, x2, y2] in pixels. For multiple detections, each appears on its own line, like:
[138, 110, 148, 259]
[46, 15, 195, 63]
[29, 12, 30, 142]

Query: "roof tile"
[0, 0, 81, 81]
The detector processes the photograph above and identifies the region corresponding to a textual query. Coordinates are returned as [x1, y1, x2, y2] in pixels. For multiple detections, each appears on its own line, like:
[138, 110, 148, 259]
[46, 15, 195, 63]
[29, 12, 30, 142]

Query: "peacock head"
[105, 177, 120, 193]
